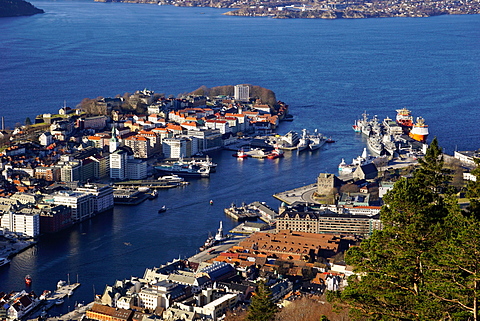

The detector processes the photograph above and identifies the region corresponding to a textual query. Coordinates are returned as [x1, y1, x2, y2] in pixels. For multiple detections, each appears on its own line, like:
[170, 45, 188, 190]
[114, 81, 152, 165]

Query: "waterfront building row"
[0, 183, 113, 237]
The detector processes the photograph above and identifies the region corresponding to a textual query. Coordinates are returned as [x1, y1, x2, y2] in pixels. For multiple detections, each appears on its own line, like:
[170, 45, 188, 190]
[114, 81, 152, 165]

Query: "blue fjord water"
[0, 1, 479, 312]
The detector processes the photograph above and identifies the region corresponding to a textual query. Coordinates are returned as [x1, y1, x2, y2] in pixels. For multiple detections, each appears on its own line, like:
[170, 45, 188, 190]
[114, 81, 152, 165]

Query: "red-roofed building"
[205, 120, 230, 134]
[124, 135, 151, 159]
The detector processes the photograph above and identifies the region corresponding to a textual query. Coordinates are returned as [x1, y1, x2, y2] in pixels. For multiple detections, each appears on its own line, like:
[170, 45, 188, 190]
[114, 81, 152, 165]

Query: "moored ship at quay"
[154, 158, 212, 177]
[352, 108, 430, 156]
[249, 129, 328, 152]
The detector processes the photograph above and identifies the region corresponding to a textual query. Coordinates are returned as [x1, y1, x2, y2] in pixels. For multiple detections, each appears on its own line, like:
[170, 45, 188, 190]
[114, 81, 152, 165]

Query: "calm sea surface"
[0, 0, 479, 313]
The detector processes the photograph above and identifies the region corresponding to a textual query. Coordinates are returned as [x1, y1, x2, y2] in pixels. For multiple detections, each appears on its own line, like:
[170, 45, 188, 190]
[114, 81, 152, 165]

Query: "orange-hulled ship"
[396, 108, 414, 129]
[409, 116, 429, 142]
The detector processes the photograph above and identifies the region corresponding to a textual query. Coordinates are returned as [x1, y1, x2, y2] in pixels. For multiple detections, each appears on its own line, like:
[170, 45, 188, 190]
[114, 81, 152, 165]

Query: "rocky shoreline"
[0, 0, 44, 18]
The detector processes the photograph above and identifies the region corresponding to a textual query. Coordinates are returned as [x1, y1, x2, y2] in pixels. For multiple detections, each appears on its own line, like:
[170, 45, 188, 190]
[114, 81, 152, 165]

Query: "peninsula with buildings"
[0, 84, 479, 321]
[95, 0, 480, 19]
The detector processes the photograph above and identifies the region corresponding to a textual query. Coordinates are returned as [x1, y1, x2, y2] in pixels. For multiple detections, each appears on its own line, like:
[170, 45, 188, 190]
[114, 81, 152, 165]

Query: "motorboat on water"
[266, 148, 284, 159]
[233, 148, 249, 158]
[148, 190, 158, 200]
[25, 275, 32, 286]
[158, 205, 167, 213]
[158, 174, 185, 183]
[57, 280, 67, 289]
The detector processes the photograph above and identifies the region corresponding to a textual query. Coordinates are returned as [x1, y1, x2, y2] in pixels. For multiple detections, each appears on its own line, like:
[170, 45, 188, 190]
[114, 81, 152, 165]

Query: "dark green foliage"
[0, 0, 44, 17]
[246, 281, 278, 321]
[415, 137, 453, 195]
[340, 140, 459, 320]
[25, 117, 32, 126]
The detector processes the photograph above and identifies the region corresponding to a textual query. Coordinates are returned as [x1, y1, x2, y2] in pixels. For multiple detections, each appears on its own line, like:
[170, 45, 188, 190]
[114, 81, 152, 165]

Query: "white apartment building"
[110, 149, 128, 180]
[75, 184, 114, 214]
[162, 137, 190, 159]
[53, 191, 94, 221]
[138, 281, 182, 310]
[234, 84, 249, 101]
[0, 210, 40, 238]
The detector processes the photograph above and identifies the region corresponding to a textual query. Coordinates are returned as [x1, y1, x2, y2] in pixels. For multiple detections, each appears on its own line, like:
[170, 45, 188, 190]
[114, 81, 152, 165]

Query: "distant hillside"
[190, 84, 277, 106]
[0, 0, 44, 17]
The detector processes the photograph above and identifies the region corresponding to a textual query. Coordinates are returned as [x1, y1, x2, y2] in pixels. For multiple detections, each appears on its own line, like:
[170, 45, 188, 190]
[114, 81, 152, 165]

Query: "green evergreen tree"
[340, 140, 454, 320]
[415, 137, 452, 195]
[25, 117, 32, 126]
[425, 157, 480, 320]
[246, 281, 278, 321]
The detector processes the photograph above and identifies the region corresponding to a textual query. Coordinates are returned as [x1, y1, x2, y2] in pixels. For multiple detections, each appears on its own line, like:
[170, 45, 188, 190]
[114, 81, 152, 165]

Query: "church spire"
[110, 126, 119, 153]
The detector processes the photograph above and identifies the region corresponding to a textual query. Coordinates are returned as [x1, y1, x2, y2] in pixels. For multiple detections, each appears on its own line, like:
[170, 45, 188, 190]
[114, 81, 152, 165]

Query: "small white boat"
[68, 290, 74, 296]
[57, 280, 66, 289]
[158, 174, 184, 183]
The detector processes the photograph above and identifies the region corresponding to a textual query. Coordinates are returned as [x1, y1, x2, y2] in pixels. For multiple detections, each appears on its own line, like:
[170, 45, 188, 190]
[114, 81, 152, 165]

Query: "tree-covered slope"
[0, 0, 44, 17]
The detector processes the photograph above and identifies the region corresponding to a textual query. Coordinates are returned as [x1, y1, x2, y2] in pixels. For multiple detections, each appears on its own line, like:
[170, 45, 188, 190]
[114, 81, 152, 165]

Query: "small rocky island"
[0, 0, 44, 17]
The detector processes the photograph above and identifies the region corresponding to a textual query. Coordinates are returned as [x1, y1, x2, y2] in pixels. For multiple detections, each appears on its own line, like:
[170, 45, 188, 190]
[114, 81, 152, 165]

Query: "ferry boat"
[409, 116, 429, 142]
[157, 174, 185, 183]
[155, 161, 210, 178]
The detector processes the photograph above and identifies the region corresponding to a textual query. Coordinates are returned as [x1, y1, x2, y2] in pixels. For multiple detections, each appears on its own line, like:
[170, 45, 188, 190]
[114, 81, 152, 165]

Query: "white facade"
[39, 132, 53, 146]
[0, 211, 40, 237]
[75, 184, 114, 213]
[53, 191, 94, 221]
[127, 159, 148, 180]
[455, 150, 480, 165]
[162, 138, 189, 159]
[234, 85, 249, 101]
[110, 150, 128, 180]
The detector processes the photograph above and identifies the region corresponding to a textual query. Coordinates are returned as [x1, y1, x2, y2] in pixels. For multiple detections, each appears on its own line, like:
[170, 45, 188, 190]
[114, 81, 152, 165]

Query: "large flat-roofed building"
[276, 205, 382, 237]
[75, 183, 114, 214]
[53, 191, 94, 222]
[0, 209, 40, 237]
[454, 150, 480, 165]
[238, 230, 342, 262]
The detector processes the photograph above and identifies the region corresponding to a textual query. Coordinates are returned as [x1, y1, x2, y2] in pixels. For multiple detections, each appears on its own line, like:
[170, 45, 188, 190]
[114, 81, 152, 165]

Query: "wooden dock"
[27, 283, 81, 320]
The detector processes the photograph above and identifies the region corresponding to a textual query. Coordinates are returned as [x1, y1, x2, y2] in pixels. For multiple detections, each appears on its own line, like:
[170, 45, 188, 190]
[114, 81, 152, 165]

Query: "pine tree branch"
[429, 292, 473, 312]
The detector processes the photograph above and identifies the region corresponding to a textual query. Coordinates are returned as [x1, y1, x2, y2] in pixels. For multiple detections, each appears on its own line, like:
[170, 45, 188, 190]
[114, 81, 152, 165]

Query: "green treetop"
[246, 281, 278, 321]
[339, 139, 458, 320]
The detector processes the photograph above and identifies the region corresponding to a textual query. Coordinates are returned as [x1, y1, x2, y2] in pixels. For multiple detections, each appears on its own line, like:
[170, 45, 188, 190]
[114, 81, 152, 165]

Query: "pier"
[27, 283, 81, 320]
[224, 203, 261, 221]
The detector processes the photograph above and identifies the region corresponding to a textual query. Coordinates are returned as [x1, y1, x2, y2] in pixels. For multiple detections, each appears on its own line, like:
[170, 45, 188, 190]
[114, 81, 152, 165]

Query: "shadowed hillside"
[0, 0, 44, 17]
